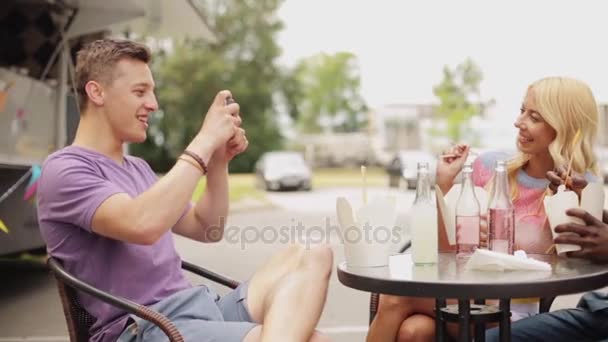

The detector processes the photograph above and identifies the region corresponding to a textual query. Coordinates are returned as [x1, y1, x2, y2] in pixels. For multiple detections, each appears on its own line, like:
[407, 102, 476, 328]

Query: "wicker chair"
[47, 257, 240, 342]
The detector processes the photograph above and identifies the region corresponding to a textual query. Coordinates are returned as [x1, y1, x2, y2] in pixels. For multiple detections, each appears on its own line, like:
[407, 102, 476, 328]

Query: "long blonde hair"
[506, 76, 599, 201]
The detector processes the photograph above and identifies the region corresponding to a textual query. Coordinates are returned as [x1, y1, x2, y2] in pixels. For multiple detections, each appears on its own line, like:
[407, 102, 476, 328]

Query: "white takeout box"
[544, 183, 605, 255]
[336, 196, 398, 267]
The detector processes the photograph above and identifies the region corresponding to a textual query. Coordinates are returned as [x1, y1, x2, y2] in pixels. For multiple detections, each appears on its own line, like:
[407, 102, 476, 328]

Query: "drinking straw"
[361, 165, 367, 205]
[565, 129, 582, 186]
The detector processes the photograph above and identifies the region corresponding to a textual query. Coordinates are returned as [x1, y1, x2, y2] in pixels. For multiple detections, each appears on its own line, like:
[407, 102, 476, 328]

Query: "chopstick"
[361, 165, 367, 205]
[564, 129, 582, 187]
[440, 154, 458, 159]
[543, 130, 581, 256]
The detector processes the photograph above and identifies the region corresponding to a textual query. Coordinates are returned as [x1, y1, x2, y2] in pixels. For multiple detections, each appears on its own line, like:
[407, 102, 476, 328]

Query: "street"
[0, 186, 598, 341]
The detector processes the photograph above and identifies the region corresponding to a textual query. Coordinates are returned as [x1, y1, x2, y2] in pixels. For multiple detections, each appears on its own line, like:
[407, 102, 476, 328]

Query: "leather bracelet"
[178, 156, 204, 174]
[182, 150, 208, 175]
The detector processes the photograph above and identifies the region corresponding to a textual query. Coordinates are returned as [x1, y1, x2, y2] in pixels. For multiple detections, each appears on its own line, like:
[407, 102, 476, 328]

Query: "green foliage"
[290, 52, 368, 133]
[432, 58, 490, 143]
[134, 0, 286, 173]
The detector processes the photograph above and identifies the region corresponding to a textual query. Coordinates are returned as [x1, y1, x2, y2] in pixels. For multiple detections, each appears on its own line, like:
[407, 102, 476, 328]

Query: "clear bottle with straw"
[455, 162, 480, 257]
[410, 162, 438, 264]
[488, 160, 515, 254]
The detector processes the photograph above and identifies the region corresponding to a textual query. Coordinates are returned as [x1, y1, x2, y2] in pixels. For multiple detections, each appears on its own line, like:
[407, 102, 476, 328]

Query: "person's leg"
[244, 326, 331, 342]
[367, 295, 437, 342]
[218, 278, 330, 342]
[245, 244, 333, 342]
[371, 296, 474, 342]
[486, 308, 608, 342]
[396, 314, 435, 342]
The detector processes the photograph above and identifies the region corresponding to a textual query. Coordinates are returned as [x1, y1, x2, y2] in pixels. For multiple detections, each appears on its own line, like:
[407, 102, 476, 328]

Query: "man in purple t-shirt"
[37, 38, 333, 342]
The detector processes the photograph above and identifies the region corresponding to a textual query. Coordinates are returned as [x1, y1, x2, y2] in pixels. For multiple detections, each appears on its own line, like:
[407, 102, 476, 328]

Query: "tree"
[132, 0, 286, 173]
[432, 58, 492, 143]
[290, 52, 367, 134]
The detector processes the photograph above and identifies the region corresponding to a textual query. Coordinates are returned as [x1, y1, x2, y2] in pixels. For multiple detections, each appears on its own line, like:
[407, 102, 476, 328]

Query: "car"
[255, 151, 312, 191]
[385, 150, 437, 189]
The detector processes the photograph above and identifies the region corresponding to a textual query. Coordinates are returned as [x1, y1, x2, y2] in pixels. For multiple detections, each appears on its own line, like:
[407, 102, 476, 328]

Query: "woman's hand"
[436, 143, 470, 194]
[479, 213, 488, 248]
[546, 165, 588, 198]
[453, 213, 487, 249]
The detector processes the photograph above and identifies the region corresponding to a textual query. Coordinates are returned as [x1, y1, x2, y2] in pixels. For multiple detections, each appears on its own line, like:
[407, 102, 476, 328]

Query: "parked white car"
[255, 151, 312, 191]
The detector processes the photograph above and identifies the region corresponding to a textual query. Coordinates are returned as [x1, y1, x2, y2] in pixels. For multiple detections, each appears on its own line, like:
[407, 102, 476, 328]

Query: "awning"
[65, 0, 145, 38]
[111, 0, 217, 43]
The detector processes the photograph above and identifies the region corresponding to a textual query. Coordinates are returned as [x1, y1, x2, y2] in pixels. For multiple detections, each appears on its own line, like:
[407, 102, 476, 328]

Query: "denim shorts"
[117, 283, 257, 342]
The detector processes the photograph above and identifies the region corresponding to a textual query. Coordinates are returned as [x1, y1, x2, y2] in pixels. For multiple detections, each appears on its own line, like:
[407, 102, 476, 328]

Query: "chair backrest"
[53, 274, 96, 342]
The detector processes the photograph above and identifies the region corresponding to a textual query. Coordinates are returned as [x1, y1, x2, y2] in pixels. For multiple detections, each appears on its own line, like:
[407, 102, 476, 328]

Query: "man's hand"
[554, 208, 608, 262]
[436, 143, 470, 193]
[212, 127, 249, 163]
[189, 90, 241, 158]
[210, 95, 248, 164]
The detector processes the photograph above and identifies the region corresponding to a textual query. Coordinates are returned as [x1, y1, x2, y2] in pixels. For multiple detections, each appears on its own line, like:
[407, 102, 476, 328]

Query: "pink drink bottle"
[487, 160, 515, 254]
[455, 163, 481, 257]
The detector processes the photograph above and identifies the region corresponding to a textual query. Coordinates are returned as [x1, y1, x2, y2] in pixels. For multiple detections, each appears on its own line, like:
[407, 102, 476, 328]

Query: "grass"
[192, 173, 264, 202]
[192, 167, 387, 202]
[312, 167, 386, 188]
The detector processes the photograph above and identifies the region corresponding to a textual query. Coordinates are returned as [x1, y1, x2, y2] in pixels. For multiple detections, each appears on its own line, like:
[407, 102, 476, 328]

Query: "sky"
[276, 0, 608, 148]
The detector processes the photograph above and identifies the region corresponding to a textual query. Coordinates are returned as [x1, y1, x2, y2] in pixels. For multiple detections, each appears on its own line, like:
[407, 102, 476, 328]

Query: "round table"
[337, 253, 608, 342]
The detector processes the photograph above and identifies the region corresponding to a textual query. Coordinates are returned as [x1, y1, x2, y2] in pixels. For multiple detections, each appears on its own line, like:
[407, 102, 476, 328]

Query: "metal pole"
[54, 44, 68, 151]
[435, 298, 447, 342]
[499, 299, 511, 342]
[458, 299, 471, 342]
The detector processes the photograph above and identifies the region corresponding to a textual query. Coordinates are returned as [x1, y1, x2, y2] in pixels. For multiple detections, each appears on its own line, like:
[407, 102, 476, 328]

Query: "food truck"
[0, 0, 215, 256]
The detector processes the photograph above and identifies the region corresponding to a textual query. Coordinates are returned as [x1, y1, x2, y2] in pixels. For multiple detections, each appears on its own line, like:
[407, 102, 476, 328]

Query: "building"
[368, 103, 436, 165]
[598, 103, 608, 146]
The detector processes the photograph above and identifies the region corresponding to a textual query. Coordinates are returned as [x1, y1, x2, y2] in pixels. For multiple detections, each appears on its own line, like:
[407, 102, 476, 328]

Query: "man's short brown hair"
[75, 38, 151, 111]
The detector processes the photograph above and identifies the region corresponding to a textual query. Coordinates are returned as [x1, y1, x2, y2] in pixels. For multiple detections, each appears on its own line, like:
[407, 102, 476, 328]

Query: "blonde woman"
[367, 76, 601, 342]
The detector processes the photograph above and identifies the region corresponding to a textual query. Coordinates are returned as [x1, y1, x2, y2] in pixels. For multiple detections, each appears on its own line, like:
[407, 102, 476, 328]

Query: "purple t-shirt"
[37, 146, 191, 342]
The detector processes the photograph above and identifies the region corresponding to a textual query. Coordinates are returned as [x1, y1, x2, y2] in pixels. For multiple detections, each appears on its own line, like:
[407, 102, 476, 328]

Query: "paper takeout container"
[544, 183, 605, 255]
[336, 196, 398, 267]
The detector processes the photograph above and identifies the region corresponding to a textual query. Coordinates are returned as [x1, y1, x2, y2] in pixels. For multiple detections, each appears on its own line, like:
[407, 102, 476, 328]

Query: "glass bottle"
[487, 160, 515, 254]
[410, 162, 438, 264]
[455, 163, 480, 257]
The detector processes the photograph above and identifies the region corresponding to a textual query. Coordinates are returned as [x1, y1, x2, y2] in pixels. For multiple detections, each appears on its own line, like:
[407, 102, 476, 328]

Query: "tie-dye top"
[472, 151, 597, 254]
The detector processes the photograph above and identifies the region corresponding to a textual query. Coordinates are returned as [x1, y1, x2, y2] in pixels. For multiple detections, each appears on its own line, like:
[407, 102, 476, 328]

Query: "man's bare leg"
[244, 244, 333, 342]
[244, 327, 330, 342]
